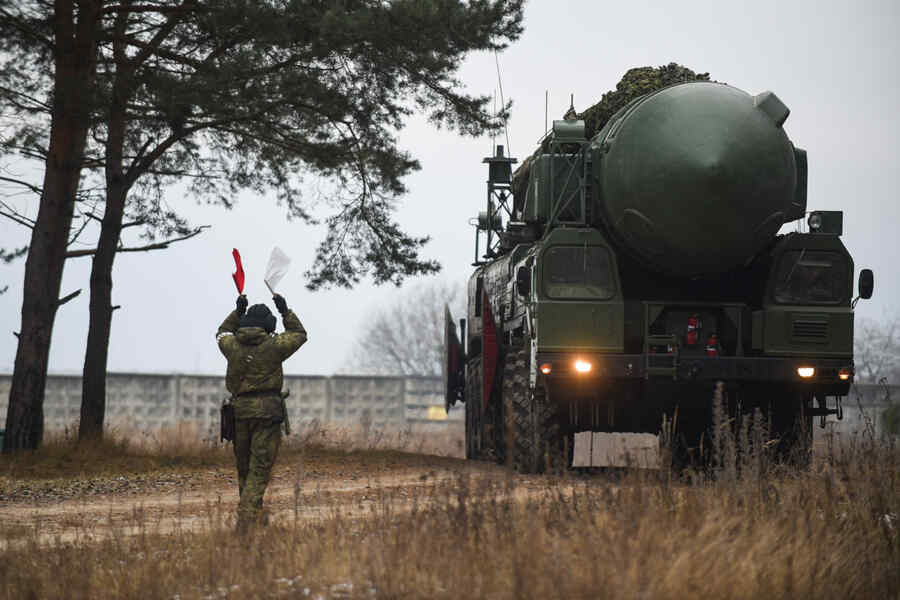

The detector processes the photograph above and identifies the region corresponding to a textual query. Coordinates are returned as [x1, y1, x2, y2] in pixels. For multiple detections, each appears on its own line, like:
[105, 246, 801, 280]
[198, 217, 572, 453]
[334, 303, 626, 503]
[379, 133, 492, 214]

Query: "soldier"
[216, 292, 307, 533]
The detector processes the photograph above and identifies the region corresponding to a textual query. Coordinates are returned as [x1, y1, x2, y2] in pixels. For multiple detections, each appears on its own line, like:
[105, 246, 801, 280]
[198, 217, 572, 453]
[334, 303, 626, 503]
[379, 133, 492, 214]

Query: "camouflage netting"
[511, 63, 712, 203]
[577, 62, 711, 139]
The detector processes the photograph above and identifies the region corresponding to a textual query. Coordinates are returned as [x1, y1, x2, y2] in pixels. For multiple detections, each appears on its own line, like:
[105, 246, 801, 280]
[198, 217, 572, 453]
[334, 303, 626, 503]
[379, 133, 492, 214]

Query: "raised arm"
[216, 295, 248, 357]
[272, 294, 308, 359]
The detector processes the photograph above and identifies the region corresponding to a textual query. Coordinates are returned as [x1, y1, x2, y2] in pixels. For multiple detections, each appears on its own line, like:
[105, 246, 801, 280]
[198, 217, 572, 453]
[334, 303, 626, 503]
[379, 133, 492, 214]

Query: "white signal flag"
[264, 246, 292, 294]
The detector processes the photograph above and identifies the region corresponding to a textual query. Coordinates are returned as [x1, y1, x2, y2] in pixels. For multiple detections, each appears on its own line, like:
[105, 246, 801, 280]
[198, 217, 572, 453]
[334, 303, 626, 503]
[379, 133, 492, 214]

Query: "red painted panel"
[482, 292, 499, 411]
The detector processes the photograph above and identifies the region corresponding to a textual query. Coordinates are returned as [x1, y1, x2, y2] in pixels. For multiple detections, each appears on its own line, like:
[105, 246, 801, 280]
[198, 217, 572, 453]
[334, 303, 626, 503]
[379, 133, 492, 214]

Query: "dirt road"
[0, 449, 519, 546]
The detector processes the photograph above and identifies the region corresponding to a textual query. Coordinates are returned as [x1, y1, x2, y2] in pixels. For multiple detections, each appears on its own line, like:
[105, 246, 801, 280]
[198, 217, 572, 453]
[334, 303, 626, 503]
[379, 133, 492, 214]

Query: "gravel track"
[0, 452, 509, 546]
[0, 446, 647, 548]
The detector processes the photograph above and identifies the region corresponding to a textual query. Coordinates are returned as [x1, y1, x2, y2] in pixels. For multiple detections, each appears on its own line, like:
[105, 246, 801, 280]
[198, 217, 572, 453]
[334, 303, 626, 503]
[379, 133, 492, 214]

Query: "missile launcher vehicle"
[444, 81, 874, 472]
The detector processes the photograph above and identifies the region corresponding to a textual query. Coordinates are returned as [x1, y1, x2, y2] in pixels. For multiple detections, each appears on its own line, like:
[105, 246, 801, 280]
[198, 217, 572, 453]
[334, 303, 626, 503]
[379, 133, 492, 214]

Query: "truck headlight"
[574, 359, 592, 373]
[797, 367, 815, 378]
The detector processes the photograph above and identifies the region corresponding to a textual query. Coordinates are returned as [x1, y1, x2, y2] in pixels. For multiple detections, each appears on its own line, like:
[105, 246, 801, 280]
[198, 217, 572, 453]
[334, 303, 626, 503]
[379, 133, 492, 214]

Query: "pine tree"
[1, 0, 524, 449]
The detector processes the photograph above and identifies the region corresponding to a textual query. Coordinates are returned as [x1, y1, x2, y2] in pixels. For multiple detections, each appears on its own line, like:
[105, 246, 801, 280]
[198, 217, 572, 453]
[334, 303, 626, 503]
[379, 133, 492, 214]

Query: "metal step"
[646, 335, 679, 379]
[646, 366, 677, 377]
[647, 334, 678, 348]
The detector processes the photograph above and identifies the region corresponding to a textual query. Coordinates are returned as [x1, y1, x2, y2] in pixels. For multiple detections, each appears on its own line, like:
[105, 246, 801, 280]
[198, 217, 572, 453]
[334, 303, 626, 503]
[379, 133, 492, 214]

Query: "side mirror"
[859, 268, 874, 300]
[515, 266, 530, 297]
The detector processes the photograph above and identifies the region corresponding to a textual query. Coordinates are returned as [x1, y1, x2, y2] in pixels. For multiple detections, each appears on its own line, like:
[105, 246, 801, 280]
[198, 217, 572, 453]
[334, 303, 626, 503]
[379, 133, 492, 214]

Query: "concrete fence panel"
[0, 373, 462, 434]
[0, 374, 890, 437]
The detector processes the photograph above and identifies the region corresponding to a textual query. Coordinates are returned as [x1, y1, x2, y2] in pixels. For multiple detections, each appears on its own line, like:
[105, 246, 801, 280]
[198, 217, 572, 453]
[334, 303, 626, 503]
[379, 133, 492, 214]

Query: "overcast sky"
[1, 0, 898, 376]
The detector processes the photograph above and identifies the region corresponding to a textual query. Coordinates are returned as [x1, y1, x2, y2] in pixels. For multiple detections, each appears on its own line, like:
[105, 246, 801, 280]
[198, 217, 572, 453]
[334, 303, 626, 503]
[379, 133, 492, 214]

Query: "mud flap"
[482, 292, 499, 412]
[444, 305, 465, 413]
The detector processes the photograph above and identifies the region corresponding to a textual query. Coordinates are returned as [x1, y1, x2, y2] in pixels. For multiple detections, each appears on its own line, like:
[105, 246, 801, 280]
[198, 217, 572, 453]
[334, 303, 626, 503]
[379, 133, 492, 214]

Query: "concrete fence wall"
[828, 383, 898, 439]
[0, 374, 896, 438]
[0, 373, 463, 437]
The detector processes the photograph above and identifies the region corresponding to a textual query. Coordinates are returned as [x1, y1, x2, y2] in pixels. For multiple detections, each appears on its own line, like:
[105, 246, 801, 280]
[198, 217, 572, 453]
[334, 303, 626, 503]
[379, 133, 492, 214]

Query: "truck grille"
[792, 318, 828, 340]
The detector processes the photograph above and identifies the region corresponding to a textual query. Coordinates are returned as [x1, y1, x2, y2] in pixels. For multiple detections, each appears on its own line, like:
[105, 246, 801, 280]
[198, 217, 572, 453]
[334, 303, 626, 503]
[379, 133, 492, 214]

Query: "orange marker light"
[540, 363, 552, 375]
[838, 368, 851, 381]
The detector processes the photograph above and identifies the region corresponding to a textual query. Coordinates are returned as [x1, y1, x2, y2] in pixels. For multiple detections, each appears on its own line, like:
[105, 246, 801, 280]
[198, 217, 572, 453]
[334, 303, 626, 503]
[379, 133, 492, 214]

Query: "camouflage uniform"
[216, 306, 307, 529]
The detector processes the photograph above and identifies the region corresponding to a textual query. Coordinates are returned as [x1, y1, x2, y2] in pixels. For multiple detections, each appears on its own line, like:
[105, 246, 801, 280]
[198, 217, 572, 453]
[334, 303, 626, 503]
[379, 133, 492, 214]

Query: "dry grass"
[0, 421, 463, 482]
[0, 420, 897, 599]
[0, 422, 462, 510]
[0, 425, 232, 481]
[289, 419, 465, 458]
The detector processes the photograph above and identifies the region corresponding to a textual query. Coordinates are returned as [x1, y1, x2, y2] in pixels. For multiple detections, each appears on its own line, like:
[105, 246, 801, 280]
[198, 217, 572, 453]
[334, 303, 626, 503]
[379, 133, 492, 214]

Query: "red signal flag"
[232, 248, 245, 293]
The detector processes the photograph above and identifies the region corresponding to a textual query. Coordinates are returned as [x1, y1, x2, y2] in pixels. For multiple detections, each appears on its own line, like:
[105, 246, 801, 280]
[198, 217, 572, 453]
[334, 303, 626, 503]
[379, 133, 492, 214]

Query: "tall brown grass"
[0, 424, 233, 480]
[0, 421, 464, 481]
[0, 418, 897, 599]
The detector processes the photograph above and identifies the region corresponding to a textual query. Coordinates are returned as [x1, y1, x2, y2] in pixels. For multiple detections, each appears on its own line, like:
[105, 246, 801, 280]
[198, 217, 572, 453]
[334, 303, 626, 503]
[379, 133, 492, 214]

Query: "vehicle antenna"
[545, 89, 549, 137]
[494, 51, 511, 155]
[492, 91, 497, 155]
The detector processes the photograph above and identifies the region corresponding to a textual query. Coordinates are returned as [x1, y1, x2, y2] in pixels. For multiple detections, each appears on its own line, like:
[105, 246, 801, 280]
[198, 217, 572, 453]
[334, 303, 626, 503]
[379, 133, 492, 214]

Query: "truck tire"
[503, 347, 570, 474]
[770, 390, 813, 467]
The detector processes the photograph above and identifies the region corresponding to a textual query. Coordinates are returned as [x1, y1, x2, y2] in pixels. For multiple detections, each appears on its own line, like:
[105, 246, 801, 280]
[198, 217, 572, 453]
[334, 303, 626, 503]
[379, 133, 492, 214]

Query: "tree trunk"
[78, 187, 126, 441]
[79, 28, 132, 441]
[3, 0, 102, 453]
[3, 177, 74, 451]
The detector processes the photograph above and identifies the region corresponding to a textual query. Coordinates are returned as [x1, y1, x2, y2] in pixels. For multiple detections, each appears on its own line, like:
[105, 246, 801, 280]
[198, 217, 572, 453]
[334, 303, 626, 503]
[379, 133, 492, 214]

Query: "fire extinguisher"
[687, 315, 701, 346]
[706, 334, 719, 357]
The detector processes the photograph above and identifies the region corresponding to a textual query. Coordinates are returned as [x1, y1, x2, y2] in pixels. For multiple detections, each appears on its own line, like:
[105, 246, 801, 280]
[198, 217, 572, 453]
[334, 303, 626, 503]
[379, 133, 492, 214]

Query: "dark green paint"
[592, 82, 799, 277]
[533, 227, 623, 352]
[465, 79, 860, 385]
[755, 308, 854, 357]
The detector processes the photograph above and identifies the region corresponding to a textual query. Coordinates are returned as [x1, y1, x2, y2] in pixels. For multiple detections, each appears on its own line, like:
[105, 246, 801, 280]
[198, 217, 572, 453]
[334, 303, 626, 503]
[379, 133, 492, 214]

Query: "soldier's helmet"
[240, 304, 276, 333]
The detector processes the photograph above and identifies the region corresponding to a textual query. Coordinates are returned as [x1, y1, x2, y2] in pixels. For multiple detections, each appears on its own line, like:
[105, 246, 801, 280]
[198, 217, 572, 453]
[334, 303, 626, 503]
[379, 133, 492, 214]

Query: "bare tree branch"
[0, 86, 52, 112]
[64, 225, 208, 258]
[124, 112, 272, 185]
[67, 214, 93, 246]
[0, 175, 43, 196]
[125, 0, 196, 72]
[0, 207, 35, 229]
[855, 315, 900, 383]
[101, 3, 200, 16]
[57, 289, 82, 307]
[344, 280, 464, 376]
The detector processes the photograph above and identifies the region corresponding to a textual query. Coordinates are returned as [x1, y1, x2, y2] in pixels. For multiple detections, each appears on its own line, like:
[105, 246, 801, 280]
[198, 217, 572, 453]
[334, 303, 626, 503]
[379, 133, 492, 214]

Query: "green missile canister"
[591, 82, 806, 277]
